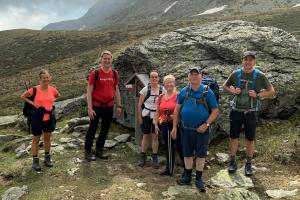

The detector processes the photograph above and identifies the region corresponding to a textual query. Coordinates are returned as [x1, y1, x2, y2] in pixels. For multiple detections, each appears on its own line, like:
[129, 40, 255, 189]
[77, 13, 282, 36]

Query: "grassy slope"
[0, 7, 299, 116]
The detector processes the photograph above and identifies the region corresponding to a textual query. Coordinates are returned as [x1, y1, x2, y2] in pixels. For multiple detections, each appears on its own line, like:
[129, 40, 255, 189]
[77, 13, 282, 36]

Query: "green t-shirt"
[225, 69, 272, 110]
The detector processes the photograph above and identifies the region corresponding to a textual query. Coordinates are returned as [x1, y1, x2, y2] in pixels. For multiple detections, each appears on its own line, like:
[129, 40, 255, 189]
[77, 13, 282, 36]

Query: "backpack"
[142, 84, 163, 112]
[230, 67, 261, 111]
[23, 86, 37, 134]
[202, 77, 220, 103]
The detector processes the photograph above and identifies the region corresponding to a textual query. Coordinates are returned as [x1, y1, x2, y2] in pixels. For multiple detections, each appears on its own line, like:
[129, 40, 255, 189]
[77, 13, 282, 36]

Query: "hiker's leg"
[195, 130, 209, 171]
[31, 135, 41, 156]
[229, 111, 243, 157]
[244, 112, 256, 159]
[196, 157, 205, 171]
[96, 106, 113, 151]
[43, 132, 51, 153]
[141, 134, 150, 153]
[184, 157, 193, 170]
[152, 132, 159, 154]
[85, 107, 100, 151]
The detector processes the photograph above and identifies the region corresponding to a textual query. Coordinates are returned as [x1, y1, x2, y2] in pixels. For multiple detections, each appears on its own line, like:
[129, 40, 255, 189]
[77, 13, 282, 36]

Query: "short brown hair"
[39, 69, 49, 78]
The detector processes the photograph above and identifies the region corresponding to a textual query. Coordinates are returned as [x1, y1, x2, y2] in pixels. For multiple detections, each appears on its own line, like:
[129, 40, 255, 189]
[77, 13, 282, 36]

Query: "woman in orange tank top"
[21, 69, 61, 171]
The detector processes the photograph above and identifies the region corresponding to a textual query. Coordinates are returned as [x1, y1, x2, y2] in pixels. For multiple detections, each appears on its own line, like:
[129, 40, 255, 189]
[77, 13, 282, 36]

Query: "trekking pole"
[168, 124, 172, 174]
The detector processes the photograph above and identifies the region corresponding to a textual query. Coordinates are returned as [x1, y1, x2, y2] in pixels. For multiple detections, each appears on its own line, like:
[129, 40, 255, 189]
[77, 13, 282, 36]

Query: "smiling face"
[39, 71, 51, 85]
[188, 70, 202, 86]
[242, 56, 256, 71]
[164, 78, 175, 93]
[101, 53, 113, 67]
[150, 71, 159, 85]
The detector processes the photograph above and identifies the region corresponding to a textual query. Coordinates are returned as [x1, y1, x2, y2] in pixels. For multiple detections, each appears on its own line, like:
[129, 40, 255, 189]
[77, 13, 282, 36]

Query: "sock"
[32, 155, 37, 158]
[45, 152, 50, 155]
[196, 170, 203, 180]
[246, 156, 252, 163]
[230, 155, 236, 162]
[152, 153, 157, 157]
[185, 169, 192, 177]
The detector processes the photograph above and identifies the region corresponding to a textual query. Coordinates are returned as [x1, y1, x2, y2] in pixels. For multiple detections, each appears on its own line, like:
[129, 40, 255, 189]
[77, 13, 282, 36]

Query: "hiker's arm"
[138, 94, 145, 125]
[114, 85, 122, 117]
[20, 91, 35, 107]
[153, 104, 161, 134]
[197, 108, 219, 133]
[171, 104, 182, 139]
[86, 84, 96, 119]
[249, 86, 275, 98]
[222, 83, 241, 95]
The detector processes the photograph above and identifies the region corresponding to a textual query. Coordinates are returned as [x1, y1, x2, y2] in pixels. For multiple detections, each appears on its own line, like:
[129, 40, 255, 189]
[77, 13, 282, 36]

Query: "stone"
[51, 145, 65, 153]
[216, 153, 230, 163]
[114, 20, 300, 136]
[162, 186, 197, 197]
[104, 140, 118, 148]
[54, 95, 86, 120]
[266, 189, 298, 199]
[59, 138, 72, 144]
[217, 188, 260, 200]
[126, 142, 140, 154]
[71, 132, 82, 138]
[1, 185, 28, 200]
[210, 169, 254, 188]
[289, 180, 300, 187]
[67, 168, 79, 176]
[136, 183, 146, 188]
[252, 165, 268, 173]
[59, 124, 70, 133]
[73, 124, 89, 133]
[114, 134, 131, 143]
[67, 117, 90, 128]
[0, 135, 23, 146]
[66, 143, 78, 149]
[0, 115, 18, 130]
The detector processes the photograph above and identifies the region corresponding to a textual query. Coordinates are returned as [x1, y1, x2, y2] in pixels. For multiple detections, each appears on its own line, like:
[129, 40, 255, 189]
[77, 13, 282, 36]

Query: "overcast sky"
[0, 0, 98, 31]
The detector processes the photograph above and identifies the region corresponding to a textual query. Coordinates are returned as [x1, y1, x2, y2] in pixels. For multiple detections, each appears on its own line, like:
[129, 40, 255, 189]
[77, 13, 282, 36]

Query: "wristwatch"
[206, 122, 210, 127]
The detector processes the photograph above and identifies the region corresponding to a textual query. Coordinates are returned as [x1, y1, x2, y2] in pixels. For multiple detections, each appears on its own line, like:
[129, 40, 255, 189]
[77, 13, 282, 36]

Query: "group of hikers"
[20, 50, 275, 192]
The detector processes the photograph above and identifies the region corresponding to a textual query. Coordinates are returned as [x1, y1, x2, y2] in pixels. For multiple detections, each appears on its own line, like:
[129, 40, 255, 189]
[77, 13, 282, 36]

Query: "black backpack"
[23, 87, 37, 134]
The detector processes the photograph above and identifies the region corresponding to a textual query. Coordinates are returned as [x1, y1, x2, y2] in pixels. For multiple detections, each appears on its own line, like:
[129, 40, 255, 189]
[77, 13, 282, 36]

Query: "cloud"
[0, 0, 98, 30]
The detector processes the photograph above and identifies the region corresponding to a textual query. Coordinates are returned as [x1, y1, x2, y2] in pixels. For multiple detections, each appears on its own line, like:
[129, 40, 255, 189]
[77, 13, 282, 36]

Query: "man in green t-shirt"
[222, 51, 275, 176]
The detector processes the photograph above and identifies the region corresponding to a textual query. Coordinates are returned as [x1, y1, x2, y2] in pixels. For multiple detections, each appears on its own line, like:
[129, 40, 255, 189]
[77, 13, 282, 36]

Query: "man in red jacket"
[85, 50, 122, 161]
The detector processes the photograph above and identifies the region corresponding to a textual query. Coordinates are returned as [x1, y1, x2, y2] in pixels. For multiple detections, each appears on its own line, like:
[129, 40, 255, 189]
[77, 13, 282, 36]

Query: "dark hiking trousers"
[85, 106, 113, 151]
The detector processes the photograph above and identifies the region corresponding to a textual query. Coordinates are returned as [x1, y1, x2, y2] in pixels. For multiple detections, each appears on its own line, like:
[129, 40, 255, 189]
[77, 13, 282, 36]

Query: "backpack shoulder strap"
[32, 87, 37, 100]
[183, 85, 191, 102]
[144, 84, 152, 103]
[159, 85, 163, 95]
[94, 69, 99, 90]
[112, 69, 117, 89]
[235, 68, 243, 88]
[201, 85, 210, 112]
[157, 93, 164, 106]
[251, 68, 260, 90]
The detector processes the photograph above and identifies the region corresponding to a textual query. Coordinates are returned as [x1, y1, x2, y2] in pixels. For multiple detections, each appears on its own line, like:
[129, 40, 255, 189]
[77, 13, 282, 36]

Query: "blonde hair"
[163, 74, 177, 92]
[100, 50, 112, 58]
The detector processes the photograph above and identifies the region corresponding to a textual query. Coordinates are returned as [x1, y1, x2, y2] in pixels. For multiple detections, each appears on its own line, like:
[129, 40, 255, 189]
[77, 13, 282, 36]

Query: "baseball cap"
[243, 51, 256, 59]
[188, 66, 202, 74]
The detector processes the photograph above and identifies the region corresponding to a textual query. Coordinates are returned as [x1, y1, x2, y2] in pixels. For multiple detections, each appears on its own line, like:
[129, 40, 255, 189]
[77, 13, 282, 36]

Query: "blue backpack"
[236, 68, 260, 91]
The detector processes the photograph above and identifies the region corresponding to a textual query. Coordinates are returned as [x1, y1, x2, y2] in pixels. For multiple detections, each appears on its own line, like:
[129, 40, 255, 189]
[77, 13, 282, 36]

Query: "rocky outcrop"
[114, 20, 300, 134]
[0, 115, 18, 130]
[54, 95, 86, 120]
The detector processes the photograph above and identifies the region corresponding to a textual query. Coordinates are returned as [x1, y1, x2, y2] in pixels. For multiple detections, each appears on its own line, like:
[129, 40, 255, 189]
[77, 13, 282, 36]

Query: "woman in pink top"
[154, 75, 184, 176]
[21, 69, 60, 171]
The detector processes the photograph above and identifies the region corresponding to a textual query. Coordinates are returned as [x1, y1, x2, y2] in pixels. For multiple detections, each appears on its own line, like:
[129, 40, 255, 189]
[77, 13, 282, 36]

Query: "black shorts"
[31, 117, 56, 136]
[229, 110, 257, 141]
[181, 127, 209, 158]
[140, 116, 155, 134]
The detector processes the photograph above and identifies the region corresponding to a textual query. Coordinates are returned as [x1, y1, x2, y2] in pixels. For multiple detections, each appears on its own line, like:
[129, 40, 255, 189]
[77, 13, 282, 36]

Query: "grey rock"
[0, 115, 18, 130]
[162, 185, 198, 197]
[59, 138, 72, 144]
[136, 183, 146, 188]
[114, 134, 131, 143]
[217, 188, 260, 200]
[210, 169, 254, 188]
[0, 135, 23, 146]
[54, 95, 86, 120]
[216, 153, 230, 163]
[66, 143, 78, 149]
[1, 185, 28, 200]
[67, 168, 79, 176]
[126, 142, 140, 154]
[266, 189, 298, 199]
[114, 20, 300, 136]
[51, 145, 65, 153]
[67, 117, 90, 128]
[104, 140, 118, 148]
[15, 143, 28, 158]
[59, 124, 70, 133]
[73, 124, 89, 133]
[71, 132, 82, 138]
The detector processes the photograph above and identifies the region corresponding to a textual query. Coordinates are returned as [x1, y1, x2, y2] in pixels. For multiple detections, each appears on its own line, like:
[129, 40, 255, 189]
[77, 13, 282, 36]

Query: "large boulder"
[54, 95, 86, 120]
[114, 20, 300, 134]
[0, 115, 18, 130]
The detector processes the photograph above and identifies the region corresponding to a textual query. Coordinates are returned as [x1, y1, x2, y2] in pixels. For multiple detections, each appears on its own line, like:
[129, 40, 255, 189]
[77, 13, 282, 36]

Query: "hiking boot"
[245, 162, 253, 176]
[138, 153, 146, 167]
[152, 154, 159, 169]
[160, 170, 171, 176]
[95, 150, 108, 160]
[32, 157, 41, 171]
[44, 154, 53, 167]
[177, 170, 192, 185]
[195, 179, 206, 192]
[228, 160, 237, 174]
[85, 150, 96, 161]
